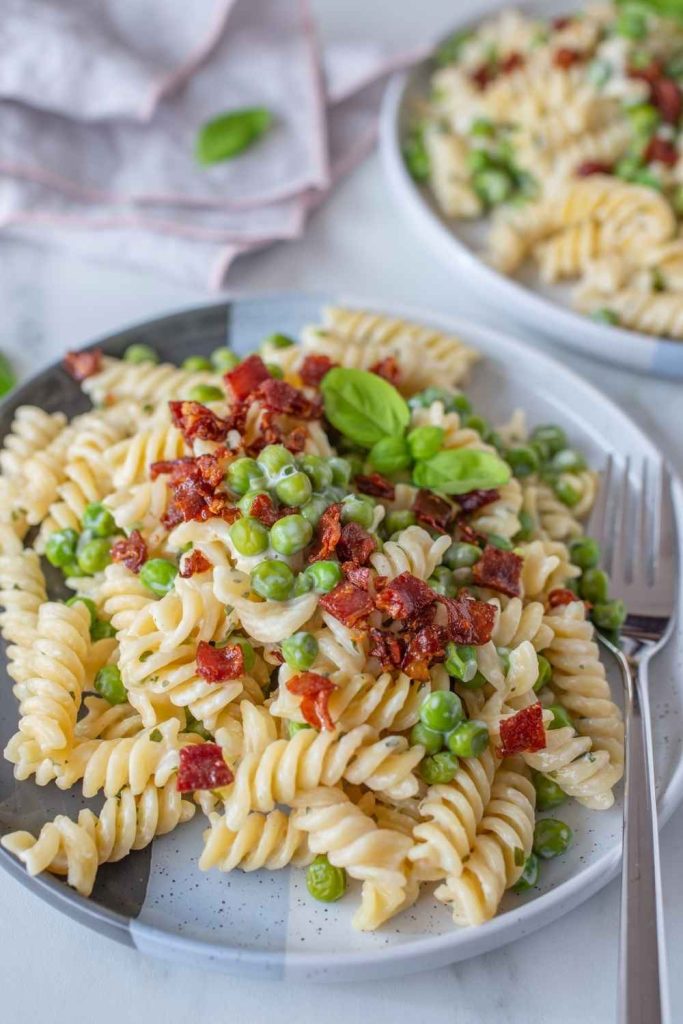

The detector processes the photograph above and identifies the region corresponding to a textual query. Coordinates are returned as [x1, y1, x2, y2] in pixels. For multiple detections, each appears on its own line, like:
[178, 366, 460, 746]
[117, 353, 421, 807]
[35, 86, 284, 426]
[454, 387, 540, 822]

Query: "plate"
[1, 294, 682, 981]
[379, 0, 683, 380]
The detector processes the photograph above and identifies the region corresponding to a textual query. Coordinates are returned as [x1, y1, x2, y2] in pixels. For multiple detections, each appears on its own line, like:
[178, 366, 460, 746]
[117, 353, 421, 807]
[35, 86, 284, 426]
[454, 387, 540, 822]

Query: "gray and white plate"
[1, 294, 682, 981]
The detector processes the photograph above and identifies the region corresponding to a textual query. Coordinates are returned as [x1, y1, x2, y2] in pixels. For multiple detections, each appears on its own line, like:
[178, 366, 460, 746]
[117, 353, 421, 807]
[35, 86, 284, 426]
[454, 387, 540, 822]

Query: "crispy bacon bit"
[644, 135, 678, 167]
[471, 545, 522, 597]
[319, 580, 374, 628]
[552, 15, 574, 29]
[337, 522, 375, 566]
[224, 353, 270, 400]
[470, 63, 497, 90]
[63, 349, 102, 381]
[413, 489, 454, 533]
[355, 473, 395, 500]
[437, 593, 496, 646]
[368, 627, 405, 669]
[500, 52, 524, 74]
[369, 356, 401, 387]
[342, 563, 372, 589]
[456, 522, 486, 547]
[196, 641, 245, 683]
[180, 550, 212, 578]
[248, 492, 295, 528]
[308, 502, 342, 562]
[455, 488, 499, 514]
[547, 587, 578, 609]
[152, 452, 235, 527]
[300, 354, 336, 387]
[651, 78, 682, 123]
[498, 703, 546, 758]
[375, 571, 436, 623]
[402, 624, 447, 680]
[553, 47, 582, 69]
[177, 743, 233, 793]
[110, 530, 147, 574]
[169, 401, 230, 443]
[254, 378, 321, 420]
[576, 160, 614, 177]
[628, 60, 663, 85]
[286, 672, 337, 731]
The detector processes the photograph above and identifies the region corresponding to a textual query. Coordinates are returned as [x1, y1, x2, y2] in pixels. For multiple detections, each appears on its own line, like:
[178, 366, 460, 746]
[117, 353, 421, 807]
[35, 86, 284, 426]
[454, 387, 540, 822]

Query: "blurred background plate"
[1, 293, 682, 981]
[380, 0, 683, 380]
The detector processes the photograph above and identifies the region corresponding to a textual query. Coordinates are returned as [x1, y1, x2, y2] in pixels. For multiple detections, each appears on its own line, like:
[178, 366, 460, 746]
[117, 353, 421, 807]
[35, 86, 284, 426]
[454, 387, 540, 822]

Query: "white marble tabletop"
[1, 2, 682, 1022]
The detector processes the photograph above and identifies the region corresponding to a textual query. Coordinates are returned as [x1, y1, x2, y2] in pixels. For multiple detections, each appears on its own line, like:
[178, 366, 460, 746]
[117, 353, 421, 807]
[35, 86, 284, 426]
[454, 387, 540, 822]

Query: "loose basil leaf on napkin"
[321, 367, 410, 448]
[412, 448, 511, 494]
[195, 107, 273, 166]
[0, 353, 16, 398]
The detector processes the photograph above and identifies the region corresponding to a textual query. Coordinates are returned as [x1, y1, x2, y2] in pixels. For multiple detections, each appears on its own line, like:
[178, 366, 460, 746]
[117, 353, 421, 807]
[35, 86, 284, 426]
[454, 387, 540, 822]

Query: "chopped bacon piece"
[308, 502, 342, 562]
[319, 580, 374, 627]
[368, 627, 405, 669]
[152, 452, 235, 527]
[224, 353, 270, 400]
[300, 354, 336, 387]
[254, 378, 321, 420]
[472, 545, 522, 597]
[552, 15, 574, 29]
[375, 571, 436, 623]
[547, 587, 578, 609]
[286, 672, 337, 731]
[553, 47, 582, 69]
[342, 563, 372, 590]
[63, 349, 102, 381]
[355, 473, 395, 500]
[455, 488, 500, 514]
[369, 356, 401, 387]
[498, 703, 546, 758]
[500, 52, 524, 74]
[169, 401, 230, 443]
[177, 743, 233, 793]
[470, 63, 496, 90]
[402, 624, 447, 680]
[437, 593, 496, 646]
[180, 550, 212, 578]
[456, 521, 486, 547]
[196, 641, 245, 683]
[651, 78, 682, 123]
[413, 489, 454, 533]
[576, 160, 614, 177]
[110, 530, 147, 574]
[248, 492, 282, 527]
[644, 135, 678, 166]
[628, 60, 663, 85]
[336, 522, 375, 566]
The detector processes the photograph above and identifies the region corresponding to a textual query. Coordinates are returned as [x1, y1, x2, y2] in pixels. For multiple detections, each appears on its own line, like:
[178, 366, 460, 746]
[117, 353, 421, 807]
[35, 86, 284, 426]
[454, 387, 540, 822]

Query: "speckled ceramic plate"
[380, 0, 683, 379]
[1, 295, 682, 981]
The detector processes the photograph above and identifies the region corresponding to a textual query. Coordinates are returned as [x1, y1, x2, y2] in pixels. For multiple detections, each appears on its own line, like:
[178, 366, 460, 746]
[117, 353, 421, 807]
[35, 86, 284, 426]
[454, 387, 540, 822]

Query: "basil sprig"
[321, 368, 410, 448]
[412, 448, 511, 495]
[195, 107, 273, 166]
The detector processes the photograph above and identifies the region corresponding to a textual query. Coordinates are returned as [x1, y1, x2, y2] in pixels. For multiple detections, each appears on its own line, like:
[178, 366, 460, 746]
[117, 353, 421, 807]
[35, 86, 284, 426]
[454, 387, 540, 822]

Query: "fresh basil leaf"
[0, 353, 16, 398]
[412, 448, 511, 494]
[195, 107, 273, 166]
[321, 367, 410, 449]
[615, 0, 683, 22]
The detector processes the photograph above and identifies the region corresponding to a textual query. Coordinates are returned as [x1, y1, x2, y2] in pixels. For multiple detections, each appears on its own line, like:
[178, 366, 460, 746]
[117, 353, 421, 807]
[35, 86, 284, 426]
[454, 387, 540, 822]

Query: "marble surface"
[1, 1, 683, 1021]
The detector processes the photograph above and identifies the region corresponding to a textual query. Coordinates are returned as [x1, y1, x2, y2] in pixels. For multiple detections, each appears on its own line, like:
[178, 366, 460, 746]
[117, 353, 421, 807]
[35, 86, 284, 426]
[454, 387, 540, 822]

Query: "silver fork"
[589, 455, 677, 1024]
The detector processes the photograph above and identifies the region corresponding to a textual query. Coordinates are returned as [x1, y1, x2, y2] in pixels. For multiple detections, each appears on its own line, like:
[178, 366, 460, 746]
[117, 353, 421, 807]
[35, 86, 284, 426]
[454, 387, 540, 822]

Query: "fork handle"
[618, 657, 668, 1024]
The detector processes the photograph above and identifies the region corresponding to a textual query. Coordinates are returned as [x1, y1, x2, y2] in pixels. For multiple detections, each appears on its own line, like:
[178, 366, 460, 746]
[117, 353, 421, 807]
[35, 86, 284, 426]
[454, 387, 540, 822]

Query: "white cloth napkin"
[0, 0, 427, 288]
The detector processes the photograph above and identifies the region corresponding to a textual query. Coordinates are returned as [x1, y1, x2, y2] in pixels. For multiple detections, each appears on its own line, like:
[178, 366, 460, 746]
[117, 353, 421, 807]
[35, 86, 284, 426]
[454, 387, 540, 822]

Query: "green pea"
[257, 444, 295, 480]
[251, 559, 295, 601]
[302, 560, 343, 594]
[210, 347, 240, 372]
[45, 528, 79, 568]
[407, 425, 444, 461]
[548, 704, 574, 731]
[266, 363, 284, 380]
[512, 853, 540, 893]
[467, 148, 495, 174]
[474, 167, 515, 206]
[553, 478, 581, 508]
[238, 489, 271, 517]
[181, 355, 213, 372]
[487, 534, 514, 551]
[534, 655, 552, 693]
[626, 102, 660, 136]
[63, 561, 87, 578]
[428, 566, 456, 597]
[592, 599, 627, 631]
[464, 413, 490, 438]
[533, 818, 573, 859]
[185, 710, 212, 741]
[123, 343, 159, 365]
[506, 445, 539, 479]
[229, 516, 269, 557]
[369, 435, 412, 476]
[403, 129, 430, 182]
[549, 449, 586, 473]
[460, 669, 488, 691]
[293, 572, 314, 596]
[91, 618, 116, 641]
[568, 536, 600, 570]
[288, 720, 312, 737]
[341, 495, 374, 529]
[409, 386, 468, 413]
[616, 7, 647, 39]
[673, 184, 683, 216]
[270, 514, 313, 556]
[409, 721, 444, 755]
[300, 494, 329, 529]
[82, 502, 117, 538]
[530, 424, 567, 457]
[444, 642, 478, 683]
[419, 751, 459, 785]
[329, 457, 352, 487]
[227, 457, 266, 496]
[514, 509, 536, 542]
[420, 690, 463, 732]
[140, 558, 178, 596]
[534, 773, 567, 812]
[384, 509, 416, 536]
[449, 392, 472, 415]
[470, 118, 495, 138]
[65, 595, 98, 625]
[591, 307, 620, 326]
[264, 333, 295, 350]
[580, 567, 609, 604]
[94, 664, 127, 706]
[187, 384, 224, 403]
[228, 635, 256, 673]
[77, 536, 112, 575]
[306, 854, 346, 902]
[282, 631, 319, 671]
[446, 719, 489, 758]
[275, 470, 312, 507]
[443, 541, 481, 570]
[298, 454, 333, 491]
